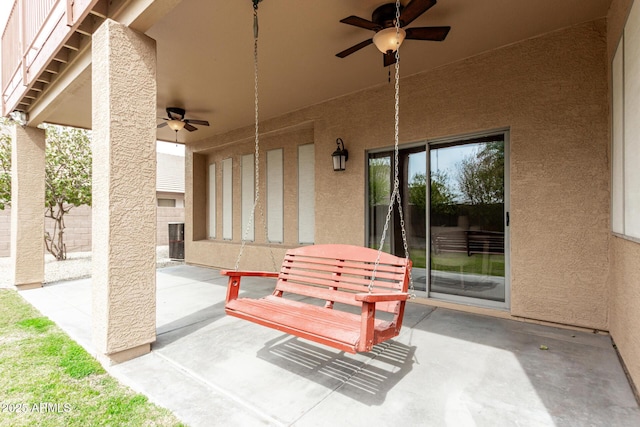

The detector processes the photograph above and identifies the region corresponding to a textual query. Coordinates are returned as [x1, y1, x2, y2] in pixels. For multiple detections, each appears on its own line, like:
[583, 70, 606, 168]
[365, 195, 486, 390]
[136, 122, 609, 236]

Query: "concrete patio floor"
[18, 264, 640, 427]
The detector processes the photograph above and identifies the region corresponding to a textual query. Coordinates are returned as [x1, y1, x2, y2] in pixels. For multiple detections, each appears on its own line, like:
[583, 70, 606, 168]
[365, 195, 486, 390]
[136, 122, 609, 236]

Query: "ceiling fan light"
[167, 119, 185, 131]
[373, 27, 406, 53]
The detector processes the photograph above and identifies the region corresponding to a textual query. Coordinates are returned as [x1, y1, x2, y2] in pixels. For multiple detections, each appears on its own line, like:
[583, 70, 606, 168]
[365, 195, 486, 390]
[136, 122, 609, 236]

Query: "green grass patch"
[431, 252, 505, 277]
[17, 317, 54, 332]
[59, 341, 104, 379]
[0, 289, 186, 427]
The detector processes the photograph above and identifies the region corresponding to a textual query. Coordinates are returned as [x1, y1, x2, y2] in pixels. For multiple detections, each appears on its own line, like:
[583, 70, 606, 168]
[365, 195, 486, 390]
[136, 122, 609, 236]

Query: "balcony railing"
[1, 0, 101, 116]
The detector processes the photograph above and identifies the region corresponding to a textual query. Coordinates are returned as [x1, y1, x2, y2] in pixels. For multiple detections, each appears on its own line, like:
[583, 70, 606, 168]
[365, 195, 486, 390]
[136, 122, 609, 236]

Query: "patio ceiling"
[37, 0, 612, 143]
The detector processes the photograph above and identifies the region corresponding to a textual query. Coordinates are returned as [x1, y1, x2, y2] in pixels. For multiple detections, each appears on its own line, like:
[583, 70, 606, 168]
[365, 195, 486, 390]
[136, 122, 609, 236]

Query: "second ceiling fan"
[336, 0, 450, 66]
[157, 107, 209, 133]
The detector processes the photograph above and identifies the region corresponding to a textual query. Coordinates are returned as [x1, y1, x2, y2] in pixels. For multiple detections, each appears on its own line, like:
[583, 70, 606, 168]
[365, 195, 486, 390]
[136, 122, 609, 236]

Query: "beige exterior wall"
[187, 20, 610, 331]
[610, 236, 640, 391]
[607, 0, 640, 392]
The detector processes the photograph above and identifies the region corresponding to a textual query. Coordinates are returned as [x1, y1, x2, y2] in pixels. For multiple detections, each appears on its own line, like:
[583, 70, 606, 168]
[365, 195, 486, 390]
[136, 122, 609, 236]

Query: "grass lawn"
[0, 289, 186, 427]
[431, 252, 505, 277]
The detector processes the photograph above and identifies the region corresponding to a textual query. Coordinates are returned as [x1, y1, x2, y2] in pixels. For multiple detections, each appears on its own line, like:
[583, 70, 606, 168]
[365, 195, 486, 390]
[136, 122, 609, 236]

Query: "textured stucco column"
[9, 125, 45, 289]
[92, 19, 157, 364]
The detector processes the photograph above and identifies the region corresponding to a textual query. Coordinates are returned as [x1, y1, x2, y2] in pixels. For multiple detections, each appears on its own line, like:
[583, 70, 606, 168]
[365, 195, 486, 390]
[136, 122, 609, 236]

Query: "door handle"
[506, 212, 510, 226]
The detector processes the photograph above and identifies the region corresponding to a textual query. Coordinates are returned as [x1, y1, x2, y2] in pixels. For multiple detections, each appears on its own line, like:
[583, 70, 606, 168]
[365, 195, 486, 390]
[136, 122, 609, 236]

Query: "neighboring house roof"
[156, 152, 185, 194]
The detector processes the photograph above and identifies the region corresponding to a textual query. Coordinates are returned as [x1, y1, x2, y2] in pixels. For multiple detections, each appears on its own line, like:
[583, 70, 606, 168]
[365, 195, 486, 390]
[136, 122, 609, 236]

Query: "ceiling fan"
[336, 0, 450, 66]
[157, 107, 210, 133]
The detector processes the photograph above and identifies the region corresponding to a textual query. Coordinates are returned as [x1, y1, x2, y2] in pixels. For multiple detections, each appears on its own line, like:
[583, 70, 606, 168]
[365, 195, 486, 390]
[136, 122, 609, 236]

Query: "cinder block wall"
[43, 205, 93, 253]
[0, 205, 184, 257]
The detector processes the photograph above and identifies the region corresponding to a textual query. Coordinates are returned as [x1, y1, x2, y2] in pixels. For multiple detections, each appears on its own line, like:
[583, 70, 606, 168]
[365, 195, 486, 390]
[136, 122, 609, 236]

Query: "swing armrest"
[220, 270, 279, 279]
[221, 270, 279, 303]
[355, 292, 410, 303]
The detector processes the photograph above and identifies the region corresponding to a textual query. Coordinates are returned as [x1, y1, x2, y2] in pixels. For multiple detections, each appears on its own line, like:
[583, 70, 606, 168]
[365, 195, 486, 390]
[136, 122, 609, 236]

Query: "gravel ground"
[0, 246, 183, 288]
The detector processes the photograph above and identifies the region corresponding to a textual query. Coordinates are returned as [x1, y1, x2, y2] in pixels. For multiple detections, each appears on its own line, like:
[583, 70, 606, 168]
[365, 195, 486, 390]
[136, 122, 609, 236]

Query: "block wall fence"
[0, 205, 184, 257]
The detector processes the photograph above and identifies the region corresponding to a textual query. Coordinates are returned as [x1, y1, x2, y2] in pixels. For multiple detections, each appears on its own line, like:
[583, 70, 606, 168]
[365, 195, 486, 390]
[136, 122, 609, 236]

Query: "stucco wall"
[607, 0, 640, 393]
[187, 20, 610, 330]
[610, 236, 640, 392]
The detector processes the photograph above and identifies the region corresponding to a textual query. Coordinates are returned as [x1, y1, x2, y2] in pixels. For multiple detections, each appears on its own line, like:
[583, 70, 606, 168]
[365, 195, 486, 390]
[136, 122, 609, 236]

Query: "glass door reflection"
[429, 136, 506, 302]
[367, 146, 428, 291]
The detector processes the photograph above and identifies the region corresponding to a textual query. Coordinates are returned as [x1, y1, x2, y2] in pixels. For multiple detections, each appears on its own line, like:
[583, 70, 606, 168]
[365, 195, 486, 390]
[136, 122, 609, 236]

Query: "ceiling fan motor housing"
[167, 107, 186, 120]
[372, 3, 404, 29]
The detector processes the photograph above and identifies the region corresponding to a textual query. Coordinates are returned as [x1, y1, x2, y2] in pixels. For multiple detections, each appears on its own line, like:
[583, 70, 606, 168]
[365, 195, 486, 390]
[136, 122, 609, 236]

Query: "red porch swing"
[221, 0, 413, 353]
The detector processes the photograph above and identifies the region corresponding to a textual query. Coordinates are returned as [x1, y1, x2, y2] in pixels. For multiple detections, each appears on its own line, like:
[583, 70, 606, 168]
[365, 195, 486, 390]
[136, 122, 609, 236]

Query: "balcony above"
[1, 0, 111, 117]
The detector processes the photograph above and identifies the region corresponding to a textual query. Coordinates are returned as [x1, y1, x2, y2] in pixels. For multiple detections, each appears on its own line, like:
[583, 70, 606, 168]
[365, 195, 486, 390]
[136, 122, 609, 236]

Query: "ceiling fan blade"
[336, 39, 373, 58]
[157, 122, 168, 129]
[383, 52, 397, 67]
[399, 0, 437, 27]
[185, 119, 209, 126]
[340, 16, 382, 31]
[184, 123, 198, 132]
[405, 26, 451, 41]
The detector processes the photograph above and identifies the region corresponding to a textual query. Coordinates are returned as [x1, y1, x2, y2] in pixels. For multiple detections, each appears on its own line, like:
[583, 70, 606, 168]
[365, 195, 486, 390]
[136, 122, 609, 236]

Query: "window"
[298, 144, 315, 244]
[267, 149, 284, 243]
[222, 158, 233, 240]
[612, 0, 640, 240]
[208, 163, 216, 238]
[157, 198, 176, 207]
[241, 154, 255, 241]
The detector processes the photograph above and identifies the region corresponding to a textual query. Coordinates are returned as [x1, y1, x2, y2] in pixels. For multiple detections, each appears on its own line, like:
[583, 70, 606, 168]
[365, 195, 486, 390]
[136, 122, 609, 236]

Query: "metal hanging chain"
[368, 0, 415, 297]
[235, 1, 277, 271]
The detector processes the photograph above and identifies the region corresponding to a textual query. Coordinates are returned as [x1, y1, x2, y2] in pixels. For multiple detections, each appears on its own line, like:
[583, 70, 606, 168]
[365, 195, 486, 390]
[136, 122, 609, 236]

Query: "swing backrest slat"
[274, 244, 410, 314]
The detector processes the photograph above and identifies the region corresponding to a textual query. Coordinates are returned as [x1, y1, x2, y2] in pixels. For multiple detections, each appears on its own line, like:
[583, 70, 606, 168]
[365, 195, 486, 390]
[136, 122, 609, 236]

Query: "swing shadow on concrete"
[256, 335, 417, 406]
[17, 264, 640, 427]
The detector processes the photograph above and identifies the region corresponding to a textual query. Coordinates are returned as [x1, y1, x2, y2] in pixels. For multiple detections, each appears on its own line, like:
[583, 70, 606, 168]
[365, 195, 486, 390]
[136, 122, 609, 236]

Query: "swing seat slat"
[221, 244, 412, 353]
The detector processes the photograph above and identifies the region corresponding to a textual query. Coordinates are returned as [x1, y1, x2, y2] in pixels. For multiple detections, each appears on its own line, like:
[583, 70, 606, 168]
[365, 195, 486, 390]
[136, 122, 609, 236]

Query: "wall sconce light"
[332, 138, 349, 171]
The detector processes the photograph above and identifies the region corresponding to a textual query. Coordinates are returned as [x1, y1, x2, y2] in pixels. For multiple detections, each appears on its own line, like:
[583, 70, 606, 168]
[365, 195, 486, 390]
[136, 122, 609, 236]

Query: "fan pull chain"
[368, 0, 414, 297]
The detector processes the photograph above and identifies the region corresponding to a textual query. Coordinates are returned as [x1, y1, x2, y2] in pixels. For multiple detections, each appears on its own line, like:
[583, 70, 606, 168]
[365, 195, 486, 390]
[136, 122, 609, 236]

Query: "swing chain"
[368, 0, 415, 298]
[234, 0, 278, 271]
[393, 0, 414, 298]
[235, 2, 278, 272]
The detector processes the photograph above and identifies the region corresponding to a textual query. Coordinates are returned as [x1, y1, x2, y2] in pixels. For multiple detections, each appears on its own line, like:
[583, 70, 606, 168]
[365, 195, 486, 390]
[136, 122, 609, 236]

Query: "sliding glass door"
[429, 134, 508, 304]
[367, 132, 509, 307]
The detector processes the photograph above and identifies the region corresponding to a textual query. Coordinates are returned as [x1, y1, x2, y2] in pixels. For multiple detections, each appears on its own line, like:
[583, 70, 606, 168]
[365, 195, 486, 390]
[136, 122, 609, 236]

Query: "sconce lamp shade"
[373, 27, 406, 53]
[167, 119, 186, 131]
[332, 138, 349, 171]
